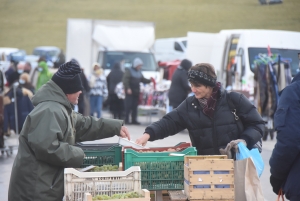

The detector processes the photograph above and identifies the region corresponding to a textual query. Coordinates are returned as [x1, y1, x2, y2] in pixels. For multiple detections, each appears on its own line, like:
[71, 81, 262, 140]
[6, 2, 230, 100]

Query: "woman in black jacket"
[136, 63, 264, 157]
[107, 62, 125, 119]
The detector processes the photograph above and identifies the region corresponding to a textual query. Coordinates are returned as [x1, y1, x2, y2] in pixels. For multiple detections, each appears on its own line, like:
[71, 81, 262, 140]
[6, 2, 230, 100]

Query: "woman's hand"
[135, 133, 150, 146]
[120, 126, 130, 141]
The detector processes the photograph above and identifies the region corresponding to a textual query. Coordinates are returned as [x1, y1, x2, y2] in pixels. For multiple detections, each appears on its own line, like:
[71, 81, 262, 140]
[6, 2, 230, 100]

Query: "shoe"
[131, 121, 141, 125]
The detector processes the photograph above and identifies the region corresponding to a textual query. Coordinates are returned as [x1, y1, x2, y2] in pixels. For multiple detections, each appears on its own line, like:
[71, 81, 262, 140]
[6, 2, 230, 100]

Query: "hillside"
[0, 0, 299, 53]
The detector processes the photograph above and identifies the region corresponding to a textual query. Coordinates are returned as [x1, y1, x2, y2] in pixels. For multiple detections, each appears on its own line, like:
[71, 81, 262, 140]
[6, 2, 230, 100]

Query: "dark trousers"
[124, 94, 139, 123]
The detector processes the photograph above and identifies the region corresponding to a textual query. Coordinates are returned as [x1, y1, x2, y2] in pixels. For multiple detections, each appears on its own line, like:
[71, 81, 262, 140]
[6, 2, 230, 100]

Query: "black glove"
[270, 175, 284, 195]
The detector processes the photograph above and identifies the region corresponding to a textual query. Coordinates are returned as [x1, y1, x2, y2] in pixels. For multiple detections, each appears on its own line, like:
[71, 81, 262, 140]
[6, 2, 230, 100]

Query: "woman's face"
[190, 82, 213, 99]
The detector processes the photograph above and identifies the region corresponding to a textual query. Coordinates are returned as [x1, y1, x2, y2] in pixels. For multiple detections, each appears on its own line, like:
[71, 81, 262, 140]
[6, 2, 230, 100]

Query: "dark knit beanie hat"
[52, 60, 84, 94]
[188, 63, 217, 87]
[180, 59, 192, 71]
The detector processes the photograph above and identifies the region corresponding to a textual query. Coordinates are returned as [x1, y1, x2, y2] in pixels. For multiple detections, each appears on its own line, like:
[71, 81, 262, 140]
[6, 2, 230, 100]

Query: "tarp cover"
[92, 24, 155, 51]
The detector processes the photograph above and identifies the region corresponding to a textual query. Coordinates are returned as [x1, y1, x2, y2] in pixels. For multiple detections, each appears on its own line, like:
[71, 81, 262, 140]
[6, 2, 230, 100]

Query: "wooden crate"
[85, 189, 150, 201]
[184, 156, 234, 201]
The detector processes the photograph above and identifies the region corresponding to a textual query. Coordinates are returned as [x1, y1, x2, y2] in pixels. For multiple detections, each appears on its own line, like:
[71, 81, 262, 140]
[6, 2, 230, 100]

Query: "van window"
[174, 42, 183, 52]
[99, 51, 157, 71]
[248, 48, 300, 76]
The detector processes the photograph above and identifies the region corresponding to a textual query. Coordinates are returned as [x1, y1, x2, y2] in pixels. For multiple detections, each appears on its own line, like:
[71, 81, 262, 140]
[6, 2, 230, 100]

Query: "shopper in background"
[123, 57, 153, 125]
[8, 60, 130, 201]
[136, 63, 264, 157]
[19, 72, 35, 94]
[107, 61, 125, 119]
[89, 62, 108, 118]
[168, 59, 192, 110]
[269, 72, 300, 200]
[36, 61, 53, 90]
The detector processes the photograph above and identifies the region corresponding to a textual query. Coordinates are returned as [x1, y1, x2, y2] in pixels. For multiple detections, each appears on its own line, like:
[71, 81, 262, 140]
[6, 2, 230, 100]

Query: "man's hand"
[270, 175, 284, 195]
[127, 88, 132, 94]
[119, 126, 130, 140]
[135, 133, 150, 146]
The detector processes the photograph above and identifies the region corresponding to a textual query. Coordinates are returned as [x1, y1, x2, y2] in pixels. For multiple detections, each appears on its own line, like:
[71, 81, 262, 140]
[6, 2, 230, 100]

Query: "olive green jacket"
[8, 80, 123, 201]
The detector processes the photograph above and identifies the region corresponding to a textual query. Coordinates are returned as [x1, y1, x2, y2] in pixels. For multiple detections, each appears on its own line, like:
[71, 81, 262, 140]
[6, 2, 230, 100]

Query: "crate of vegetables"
[84, 189, 150, 201]
[64, 166, 141, 201]
[75, 143, 122, 168]
[121, 142, 192, 171]
[124, 146, 197, 191]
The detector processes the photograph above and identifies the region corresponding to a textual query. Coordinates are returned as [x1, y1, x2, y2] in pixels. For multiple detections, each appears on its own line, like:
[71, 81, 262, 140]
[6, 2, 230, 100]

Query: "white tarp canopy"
[92, 24, 155, 52]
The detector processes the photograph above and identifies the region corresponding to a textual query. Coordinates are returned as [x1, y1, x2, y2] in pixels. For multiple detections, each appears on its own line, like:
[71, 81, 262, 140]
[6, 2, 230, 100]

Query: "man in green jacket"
[8, 60, 130, 201]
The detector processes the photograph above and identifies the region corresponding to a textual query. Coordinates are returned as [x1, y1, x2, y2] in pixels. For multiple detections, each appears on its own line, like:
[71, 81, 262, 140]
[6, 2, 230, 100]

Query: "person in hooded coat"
[168, 59, 192, 109]
[136, 63, 264, 157]
[36, 61, 53, 90]
[107, 62, 125, 119]
[8, 60, 130, 201]
[269, 72, 300, 200]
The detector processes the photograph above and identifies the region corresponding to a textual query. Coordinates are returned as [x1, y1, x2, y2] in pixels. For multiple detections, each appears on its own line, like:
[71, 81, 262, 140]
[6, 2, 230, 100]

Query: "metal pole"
[13, 82, 19, 135]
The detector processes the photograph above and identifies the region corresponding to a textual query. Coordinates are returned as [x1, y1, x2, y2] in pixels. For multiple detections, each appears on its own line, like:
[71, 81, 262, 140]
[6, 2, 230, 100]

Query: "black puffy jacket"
[146, 88, 264, 155]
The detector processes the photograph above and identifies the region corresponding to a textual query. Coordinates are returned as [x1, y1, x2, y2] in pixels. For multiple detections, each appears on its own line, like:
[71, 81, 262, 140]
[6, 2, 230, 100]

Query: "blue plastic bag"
[236, 142, 264, 177]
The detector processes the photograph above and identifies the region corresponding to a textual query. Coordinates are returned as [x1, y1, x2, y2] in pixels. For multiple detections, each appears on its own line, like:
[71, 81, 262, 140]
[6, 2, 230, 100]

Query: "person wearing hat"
[8, 60, 130, 201]
[136, 63, 264, 157]
[168, 59, 192, 110]
[122, 57, 153, 125]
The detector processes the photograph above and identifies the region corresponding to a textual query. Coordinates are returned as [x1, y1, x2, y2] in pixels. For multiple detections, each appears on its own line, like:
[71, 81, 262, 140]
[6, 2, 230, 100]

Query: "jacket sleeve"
[270, 86, 300, 180]
[145, 102, 187, 141]
[181, 72, 191, 92]
[141, 74, 151, 84]
[234, 93, 264, 149]
[27, 108, 84, 168]
[122, 69, 131, 91]
[74, 112, 124, 142]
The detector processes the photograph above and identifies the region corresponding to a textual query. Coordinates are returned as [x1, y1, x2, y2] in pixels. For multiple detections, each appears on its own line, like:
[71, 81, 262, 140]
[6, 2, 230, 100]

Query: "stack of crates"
[124, 145, 197, 191]
[184, 155, 234, 201]
[75, 143, 122, 168]
[64, 166, 142, 201]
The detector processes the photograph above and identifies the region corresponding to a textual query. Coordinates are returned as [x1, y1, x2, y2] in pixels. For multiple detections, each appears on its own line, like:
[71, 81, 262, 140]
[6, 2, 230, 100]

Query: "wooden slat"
[187, 173, 234, 185]
[188, 160, 234, 171]
[188, 188, 234, 200]
[184, 156, 227, 165]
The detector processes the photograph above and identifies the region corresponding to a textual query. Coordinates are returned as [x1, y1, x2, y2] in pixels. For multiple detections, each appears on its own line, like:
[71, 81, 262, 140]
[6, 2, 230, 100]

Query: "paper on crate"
[118, 137, 148, 149]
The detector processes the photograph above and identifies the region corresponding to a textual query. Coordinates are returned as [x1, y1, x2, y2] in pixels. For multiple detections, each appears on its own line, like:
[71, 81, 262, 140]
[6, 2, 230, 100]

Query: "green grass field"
[0, 0, 299, 53]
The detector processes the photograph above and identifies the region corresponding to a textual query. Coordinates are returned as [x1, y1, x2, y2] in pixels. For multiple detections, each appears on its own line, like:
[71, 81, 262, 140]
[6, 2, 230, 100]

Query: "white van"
[234, 30, 300, 97]
[154, 37, 187, 62]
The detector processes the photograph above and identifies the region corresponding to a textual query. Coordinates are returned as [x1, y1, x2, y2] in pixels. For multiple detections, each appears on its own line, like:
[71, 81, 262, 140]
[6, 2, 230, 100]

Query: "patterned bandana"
[198, 82, 221, 118]
[188, 70, 217, 87]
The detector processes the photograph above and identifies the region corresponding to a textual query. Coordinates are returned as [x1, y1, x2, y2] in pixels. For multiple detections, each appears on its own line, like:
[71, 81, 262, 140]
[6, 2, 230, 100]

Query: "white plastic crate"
[64, 166, 141, 201]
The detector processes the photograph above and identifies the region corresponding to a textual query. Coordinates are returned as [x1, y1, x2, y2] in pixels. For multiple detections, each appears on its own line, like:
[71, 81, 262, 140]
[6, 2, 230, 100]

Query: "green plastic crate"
[75, 143, 122, 168]
[124, 147, 197, 191]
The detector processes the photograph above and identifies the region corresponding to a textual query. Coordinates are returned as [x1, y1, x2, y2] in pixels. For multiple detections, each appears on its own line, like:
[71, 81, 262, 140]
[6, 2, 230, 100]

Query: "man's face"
[66, 91, 82, 105]
[136, 65, 142, 70]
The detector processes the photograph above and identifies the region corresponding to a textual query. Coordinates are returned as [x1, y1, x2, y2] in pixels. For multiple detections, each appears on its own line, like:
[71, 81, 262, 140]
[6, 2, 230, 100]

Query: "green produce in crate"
[90, 165, 119, 172]
[92, 191, 141, 200]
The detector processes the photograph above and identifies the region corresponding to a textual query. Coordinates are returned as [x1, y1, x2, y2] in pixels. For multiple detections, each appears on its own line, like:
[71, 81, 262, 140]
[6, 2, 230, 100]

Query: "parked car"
[32, 46, 65, 68]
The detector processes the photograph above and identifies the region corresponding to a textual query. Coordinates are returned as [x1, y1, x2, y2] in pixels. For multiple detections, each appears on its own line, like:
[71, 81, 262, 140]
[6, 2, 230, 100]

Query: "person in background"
[24, 62, 32, 74]
[8, 60, 130, 201]
[168, 59, 192, 110]
[123, 57, 153, 125]
[36, 61, 53, 90]
[19, 72, 35, 94]
[136, 63, 264, 158]
[89, 62, 108, 118]
[269, 72, 300, 200]
[107, 61, 125, 119]
[71, 59, 91, 116]
[3, 71, 34, 136]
